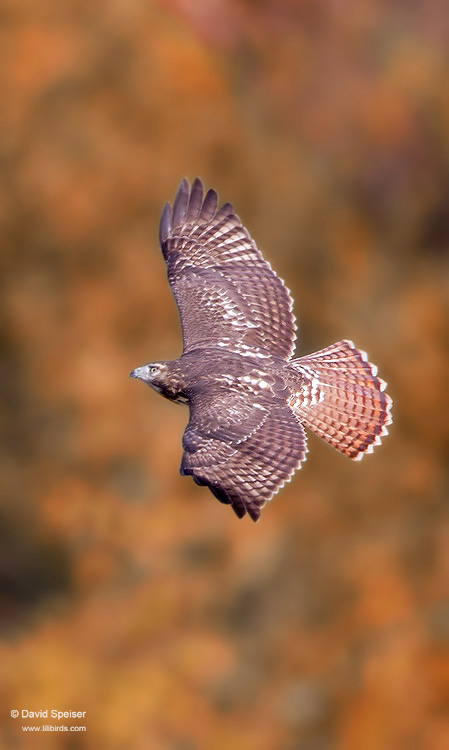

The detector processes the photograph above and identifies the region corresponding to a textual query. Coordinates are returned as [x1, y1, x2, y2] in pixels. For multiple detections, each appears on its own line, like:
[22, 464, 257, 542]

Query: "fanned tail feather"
[288, 339, 392, 460]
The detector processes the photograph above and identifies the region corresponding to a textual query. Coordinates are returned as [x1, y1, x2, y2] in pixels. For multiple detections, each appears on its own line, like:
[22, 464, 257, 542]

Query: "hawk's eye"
[149, 366, 158, 374]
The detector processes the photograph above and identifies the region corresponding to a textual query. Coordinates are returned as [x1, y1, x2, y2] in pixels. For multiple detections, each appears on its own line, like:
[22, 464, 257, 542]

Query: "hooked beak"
[130, 365, 149, 381]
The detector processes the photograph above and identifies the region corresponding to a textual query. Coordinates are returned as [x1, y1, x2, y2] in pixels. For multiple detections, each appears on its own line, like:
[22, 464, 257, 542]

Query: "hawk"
[131, 178, 392, 521]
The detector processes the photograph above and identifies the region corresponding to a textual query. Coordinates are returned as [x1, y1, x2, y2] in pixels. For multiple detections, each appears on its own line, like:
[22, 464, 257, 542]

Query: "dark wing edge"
[181, 401, 308, 522]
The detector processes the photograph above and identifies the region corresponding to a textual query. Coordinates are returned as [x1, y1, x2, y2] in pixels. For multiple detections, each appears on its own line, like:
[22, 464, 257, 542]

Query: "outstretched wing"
[159, 178, 297, 360]
[180, 385, 307, 521]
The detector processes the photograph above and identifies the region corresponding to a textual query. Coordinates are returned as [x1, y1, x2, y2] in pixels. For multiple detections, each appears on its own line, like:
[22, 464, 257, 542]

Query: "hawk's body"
[131, 178, 392, 521]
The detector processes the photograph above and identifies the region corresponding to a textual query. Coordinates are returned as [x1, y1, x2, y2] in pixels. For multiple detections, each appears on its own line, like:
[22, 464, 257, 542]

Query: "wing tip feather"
[200, 187, 219, 224]
[215, 200, 235, 220]
[159, 202, 172, 246]
[162, 178, 223, 243]
[172, 177, 190, 230]
[186, 177, 205, 224]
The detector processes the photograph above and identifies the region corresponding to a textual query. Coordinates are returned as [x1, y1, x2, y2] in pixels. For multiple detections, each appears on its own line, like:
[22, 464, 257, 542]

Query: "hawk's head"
[130, 362, 168, 392]
[130, 362, 188, 404]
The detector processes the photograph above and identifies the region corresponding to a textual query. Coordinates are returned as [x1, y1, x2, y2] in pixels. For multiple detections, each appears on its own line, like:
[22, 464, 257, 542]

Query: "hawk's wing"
[159, 178, 297, 360]
[180, 385, 307, 521]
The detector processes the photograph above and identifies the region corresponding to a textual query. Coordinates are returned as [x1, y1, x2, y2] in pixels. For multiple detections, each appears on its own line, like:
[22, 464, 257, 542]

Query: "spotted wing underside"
[159, 178, 297, 359]
[181, 385, 307, 521]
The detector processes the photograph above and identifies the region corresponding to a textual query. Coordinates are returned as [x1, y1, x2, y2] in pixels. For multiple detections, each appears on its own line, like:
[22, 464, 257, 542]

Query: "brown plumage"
[131, 178, 392, 521]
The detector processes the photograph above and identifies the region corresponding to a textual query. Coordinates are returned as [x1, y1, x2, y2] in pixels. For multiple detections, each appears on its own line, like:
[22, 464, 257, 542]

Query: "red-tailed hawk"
[131, 178, 392, 521]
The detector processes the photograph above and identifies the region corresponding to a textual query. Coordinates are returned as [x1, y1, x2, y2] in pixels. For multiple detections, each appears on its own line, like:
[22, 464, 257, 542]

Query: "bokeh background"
[1, 1, 448, 748]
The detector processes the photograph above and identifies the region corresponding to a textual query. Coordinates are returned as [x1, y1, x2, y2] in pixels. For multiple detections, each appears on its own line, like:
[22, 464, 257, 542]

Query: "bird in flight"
[131, 178, 392, 521]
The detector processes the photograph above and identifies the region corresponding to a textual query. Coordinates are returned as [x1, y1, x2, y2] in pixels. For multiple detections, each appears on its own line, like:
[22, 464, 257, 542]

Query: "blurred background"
[1, 1, 448, 748]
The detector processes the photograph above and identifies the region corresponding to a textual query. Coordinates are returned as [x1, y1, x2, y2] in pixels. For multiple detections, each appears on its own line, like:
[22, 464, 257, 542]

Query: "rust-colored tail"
[288, 339, 392, 460]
